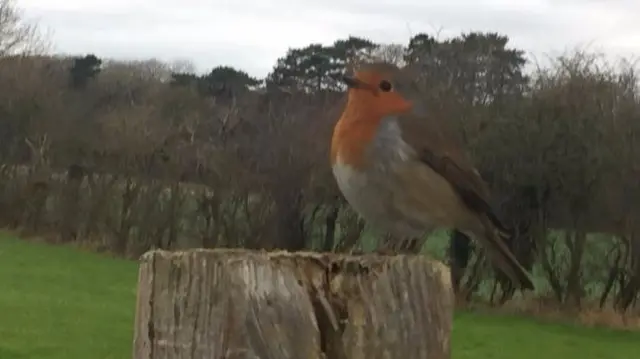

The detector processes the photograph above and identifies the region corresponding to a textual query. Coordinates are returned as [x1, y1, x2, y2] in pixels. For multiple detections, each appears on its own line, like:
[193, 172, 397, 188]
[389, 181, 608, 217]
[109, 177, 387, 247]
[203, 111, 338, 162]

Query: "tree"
[265, 36, 378, 93]
[371, 43, 406, 66]
[332, 35, 379, 68]
[69, 54, 102, 89]
[406, 32, 528, 106]
[0, 0, 48, 55]
[170, 72, 199, 88]
[170, 65, 260, 99]
[199, 66, 261, 98]
[266, 44, 340, 92]
[100, 58, 175, 82]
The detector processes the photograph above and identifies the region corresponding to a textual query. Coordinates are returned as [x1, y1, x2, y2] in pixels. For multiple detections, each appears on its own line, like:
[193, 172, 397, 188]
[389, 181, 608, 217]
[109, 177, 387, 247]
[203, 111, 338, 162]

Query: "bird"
[330, 62, 535, 291]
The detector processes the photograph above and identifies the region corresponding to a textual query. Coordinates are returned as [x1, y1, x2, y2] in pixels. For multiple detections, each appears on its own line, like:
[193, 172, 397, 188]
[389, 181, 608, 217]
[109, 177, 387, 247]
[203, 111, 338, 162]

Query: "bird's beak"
[342, 75, 371, 90]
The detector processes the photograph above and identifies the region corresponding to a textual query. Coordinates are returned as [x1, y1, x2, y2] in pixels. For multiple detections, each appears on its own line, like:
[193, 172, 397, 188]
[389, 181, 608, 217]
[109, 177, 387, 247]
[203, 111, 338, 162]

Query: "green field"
[0, 233, 638, 359]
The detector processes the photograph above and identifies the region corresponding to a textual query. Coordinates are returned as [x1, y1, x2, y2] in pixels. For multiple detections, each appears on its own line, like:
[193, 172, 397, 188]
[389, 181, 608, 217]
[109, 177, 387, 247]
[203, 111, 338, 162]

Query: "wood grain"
[133, 249, 453, 359]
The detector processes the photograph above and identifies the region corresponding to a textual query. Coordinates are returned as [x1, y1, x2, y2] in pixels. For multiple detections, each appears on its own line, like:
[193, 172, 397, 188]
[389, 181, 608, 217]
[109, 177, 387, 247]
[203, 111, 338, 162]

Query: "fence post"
[133, 249, 453, 359]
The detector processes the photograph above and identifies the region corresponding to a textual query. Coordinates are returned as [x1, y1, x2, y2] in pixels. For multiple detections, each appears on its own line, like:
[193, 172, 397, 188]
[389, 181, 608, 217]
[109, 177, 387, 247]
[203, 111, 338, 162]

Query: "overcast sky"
[19, 0, 640, 77]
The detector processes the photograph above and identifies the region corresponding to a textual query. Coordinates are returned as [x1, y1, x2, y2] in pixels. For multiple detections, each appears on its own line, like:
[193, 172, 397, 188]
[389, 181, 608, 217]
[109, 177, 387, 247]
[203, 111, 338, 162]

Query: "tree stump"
[133, 249, 453, 359]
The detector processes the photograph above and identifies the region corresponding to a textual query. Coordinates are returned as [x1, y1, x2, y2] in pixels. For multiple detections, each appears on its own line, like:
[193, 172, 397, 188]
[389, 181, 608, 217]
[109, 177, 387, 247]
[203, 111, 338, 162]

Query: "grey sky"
[19, 0, 640, 77]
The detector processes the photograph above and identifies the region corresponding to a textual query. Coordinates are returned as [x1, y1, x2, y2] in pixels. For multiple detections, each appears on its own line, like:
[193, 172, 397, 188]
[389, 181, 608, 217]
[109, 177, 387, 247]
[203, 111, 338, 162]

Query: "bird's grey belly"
[332, 162, 431, 237]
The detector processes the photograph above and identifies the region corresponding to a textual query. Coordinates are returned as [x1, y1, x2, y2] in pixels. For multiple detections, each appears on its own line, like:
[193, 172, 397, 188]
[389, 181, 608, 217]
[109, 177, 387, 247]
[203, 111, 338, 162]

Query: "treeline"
[2, 0, 640, 312]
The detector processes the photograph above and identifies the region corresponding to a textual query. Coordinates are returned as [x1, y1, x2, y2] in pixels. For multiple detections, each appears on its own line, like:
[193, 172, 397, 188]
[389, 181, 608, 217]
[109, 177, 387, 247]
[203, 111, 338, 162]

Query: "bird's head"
[341, 62, 416, 118]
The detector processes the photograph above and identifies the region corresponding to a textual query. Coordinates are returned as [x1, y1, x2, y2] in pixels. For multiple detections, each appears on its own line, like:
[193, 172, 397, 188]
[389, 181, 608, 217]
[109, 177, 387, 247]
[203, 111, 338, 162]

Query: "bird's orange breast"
[331, 114, 384, 169]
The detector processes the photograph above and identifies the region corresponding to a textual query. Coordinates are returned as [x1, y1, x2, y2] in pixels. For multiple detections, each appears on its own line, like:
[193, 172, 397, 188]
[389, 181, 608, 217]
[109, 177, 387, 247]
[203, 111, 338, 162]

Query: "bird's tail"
[482, 221, 535, 291]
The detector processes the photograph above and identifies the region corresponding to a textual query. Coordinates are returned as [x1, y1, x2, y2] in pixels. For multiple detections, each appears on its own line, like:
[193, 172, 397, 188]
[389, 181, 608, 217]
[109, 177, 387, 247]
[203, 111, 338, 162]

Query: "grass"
[0, 234, 137, 359]
[0, 233, 639, 359]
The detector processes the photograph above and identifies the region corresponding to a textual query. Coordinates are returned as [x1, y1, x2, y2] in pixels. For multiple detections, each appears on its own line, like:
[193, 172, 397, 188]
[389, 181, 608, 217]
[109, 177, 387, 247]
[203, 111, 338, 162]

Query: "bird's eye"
[378, 80, 392, 92]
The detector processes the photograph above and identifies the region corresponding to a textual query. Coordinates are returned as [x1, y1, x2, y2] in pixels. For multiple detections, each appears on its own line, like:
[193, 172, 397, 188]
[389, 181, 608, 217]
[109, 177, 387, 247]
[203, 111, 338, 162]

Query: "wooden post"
[133, 249, 453, 359]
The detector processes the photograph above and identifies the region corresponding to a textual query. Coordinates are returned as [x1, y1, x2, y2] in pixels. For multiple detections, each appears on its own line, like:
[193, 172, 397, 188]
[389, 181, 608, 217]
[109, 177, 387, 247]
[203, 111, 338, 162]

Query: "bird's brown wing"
[398, 113, 535, 290]
[397, 113, 509, 233]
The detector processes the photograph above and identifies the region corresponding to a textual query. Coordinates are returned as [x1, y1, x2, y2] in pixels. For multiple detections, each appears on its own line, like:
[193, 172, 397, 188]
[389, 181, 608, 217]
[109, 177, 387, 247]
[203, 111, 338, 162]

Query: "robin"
[330, 62, 534, 291]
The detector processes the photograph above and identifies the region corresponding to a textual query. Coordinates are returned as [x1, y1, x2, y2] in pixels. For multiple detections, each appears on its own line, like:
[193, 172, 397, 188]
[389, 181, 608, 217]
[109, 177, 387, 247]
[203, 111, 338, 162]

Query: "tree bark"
[133, 249, 453, 359]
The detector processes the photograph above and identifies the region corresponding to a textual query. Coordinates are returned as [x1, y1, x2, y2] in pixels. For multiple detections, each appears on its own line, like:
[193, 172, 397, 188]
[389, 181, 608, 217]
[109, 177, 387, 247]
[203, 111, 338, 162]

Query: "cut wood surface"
[133, 249, 453, 359]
